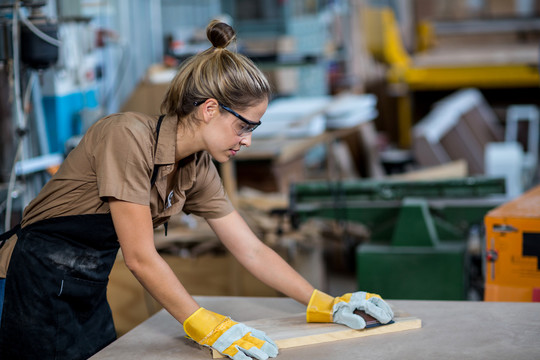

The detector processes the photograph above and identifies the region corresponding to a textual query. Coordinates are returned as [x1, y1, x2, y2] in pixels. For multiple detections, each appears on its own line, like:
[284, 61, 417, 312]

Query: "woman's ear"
[201, 99, 219, 124]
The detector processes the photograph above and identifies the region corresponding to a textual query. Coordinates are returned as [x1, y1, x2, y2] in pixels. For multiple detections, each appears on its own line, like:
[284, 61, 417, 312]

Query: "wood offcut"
[209, 308, 421, 358]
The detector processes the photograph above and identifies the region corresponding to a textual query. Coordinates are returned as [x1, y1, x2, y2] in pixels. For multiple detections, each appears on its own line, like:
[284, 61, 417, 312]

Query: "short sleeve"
[92, 117, 154, 205]
[183, 153, 234, 219]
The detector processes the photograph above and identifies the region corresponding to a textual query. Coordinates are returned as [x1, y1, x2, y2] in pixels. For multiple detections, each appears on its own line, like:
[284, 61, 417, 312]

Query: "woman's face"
[204, 98, 268, 163]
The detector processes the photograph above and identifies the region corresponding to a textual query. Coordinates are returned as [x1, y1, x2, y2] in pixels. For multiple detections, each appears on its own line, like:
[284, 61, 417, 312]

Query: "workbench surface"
[91, 296, 540, 360]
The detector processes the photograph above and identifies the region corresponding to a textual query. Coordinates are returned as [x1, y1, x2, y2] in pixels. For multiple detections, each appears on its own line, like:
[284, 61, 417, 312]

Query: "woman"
[0, 20, 393, 360]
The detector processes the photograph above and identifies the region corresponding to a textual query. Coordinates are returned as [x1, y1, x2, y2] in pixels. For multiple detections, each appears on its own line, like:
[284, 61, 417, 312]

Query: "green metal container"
[356, 243, 467, 300]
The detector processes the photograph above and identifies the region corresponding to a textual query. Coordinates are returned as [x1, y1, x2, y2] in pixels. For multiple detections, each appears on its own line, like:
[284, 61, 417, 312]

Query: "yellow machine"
[362, 7, 540, 148]
[484, 186, 540, 302]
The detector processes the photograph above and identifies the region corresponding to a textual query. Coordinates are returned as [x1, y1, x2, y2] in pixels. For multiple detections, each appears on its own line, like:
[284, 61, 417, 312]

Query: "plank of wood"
[209, 308, 421, 358]
[390, 159, 468, 181]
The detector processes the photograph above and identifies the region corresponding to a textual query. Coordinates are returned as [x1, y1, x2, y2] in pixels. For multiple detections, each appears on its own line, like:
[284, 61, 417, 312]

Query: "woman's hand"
[306, 289, 394, 329]
[184, 307, 278, 360]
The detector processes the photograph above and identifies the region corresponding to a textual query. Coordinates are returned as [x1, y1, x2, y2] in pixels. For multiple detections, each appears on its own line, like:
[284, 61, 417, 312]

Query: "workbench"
[91, 296, 540, 359]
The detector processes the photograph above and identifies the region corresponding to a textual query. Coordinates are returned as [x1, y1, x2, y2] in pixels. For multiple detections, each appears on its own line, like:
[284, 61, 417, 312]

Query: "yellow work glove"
[184, 307, 278, 360]
[306, 289, 394, 329]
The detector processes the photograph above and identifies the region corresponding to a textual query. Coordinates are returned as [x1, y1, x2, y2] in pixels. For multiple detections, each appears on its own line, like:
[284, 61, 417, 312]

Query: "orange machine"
[484, 186, 540, 302]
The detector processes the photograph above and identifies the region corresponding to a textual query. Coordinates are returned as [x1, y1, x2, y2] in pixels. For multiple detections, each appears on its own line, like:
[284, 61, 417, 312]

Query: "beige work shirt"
[21, 112, 234, 228]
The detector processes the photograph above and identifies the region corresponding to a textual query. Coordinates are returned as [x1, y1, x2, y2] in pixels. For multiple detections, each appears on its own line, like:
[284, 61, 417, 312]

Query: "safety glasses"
[194, 100, 262, 136]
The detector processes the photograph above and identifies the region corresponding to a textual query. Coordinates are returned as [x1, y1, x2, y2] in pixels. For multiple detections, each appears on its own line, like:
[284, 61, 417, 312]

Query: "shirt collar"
[152, 114, 198, 189]
[153, 114, 179, 165]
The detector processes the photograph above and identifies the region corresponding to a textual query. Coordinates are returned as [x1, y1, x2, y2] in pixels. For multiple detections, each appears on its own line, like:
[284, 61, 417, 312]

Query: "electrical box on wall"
[21, 18, 58, 69]
[484, 186, 540, 302]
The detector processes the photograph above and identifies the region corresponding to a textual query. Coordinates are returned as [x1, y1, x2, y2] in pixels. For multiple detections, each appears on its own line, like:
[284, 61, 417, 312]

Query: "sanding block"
[354, 309, 395, 328]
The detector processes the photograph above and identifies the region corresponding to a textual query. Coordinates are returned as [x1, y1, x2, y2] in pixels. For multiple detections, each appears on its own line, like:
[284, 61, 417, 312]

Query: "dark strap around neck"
[150, 115, 165, 187]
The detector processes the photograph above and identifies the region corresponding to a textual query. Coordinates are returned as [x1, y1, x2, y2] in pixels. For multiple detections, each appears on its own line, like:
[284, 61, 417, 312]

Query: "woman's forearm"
[208, 211, 315, 306]
[125, 250, 200, 323]
[109, 199, 200, 324]
[242, 241, 315, 305]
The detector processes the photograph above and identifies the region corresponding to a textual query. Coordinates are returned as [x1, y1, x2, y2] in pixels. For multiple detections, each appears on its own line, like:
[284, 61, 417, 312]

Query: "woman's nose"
[240, 133, 252, 147]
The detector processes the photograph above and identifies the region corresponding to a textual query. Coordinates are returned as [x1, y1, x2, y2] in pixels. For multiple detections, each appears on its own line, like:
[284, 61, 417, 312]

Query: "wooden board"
[210, 308, 421, 358]
[390, 159, 468, 181]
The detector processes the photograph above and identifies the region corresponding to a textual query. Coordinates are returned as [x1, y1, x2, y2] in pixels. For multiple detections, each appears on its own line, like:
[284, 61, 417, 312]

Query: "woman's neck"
[175, 125, 204, 162]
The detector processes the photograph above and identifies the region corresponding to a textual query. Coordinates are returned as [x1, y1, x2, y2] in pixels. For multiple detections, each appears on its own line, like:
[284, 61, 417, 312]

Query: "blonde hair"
[161, 20, 271, 128]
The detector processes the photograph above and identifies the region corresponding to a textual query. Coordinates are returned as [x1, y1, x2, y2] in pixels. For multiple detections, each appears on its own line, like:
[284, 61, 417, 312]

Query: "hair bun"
[206, 19, 236, 49]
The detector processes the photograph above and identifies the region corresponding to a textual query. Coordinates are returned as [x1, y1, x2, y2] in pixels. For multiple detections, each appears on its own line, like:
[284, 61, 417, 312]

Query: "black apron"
[0, 214, 119, 360]
[0, 115, 165, 360]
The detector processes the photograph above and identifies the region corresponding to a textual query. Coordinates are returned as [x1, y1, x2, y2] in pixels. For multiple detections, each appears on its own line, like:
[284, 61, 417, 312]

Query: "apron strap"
[0, 224, 20, 250]
[150, 115, 165, 188]
[150, 115, 168, 236]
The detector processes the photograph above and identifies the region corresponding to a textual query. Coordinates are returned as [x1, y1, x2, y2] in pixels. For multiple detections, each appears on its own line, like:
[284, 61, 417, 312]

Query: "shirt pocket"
[159, 191, 186, 218]
[56, 275, 108, 322]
